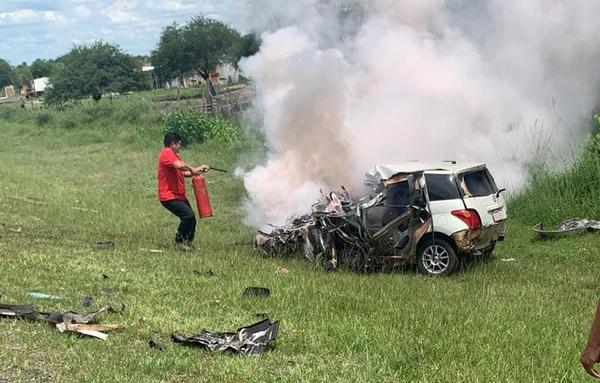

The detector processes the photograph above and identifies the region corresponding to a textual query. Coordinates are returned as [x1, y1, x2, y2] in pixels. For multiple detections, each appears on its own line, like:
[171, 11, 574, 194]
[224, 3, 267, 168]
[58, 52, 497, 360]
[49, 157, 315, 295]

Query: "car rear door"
[424, 172, 467, 234]
[457, 167, 506, 227]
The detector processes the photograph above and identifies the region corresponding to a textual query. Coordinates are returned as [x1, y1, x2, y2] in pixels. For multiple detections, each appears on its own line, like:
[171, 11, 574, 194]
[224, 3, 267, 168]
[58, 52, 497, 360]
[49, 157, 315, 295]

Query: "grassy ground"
[1, 102, 599, 382]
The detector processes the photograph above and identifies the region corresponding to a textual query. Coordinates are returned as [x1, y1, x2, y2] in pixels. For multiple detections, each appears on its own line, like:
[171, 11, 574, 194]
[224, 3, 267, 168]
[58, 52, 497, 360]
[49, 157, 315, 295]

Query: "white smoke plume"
[239, 0, 600, 229]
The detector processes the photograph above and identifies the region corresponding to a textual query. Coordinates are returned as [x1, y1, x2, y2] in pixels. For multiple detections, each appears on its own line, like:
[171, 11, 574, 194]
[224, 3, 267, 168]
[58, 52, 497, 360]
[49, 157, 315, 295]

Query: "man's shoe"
[174, 242, 192, 252]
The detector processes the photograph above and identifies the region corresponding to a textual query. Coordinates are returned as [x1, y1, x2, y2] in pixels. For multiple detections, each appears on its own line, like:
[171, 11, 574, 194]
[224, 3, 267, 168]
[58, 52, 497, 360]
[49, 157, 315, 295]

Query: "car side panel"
[428, 199, 469, 236]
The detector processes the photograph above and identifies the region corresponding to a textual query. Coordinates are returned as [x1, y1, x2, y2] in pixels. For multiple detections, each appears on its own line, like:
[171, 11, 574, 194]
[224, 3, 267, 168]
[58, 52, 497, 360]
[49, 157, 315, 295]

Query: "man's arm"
[172, 160, 194, 172]
[174, 162, 211, 177]
[581, 299, 600, 379]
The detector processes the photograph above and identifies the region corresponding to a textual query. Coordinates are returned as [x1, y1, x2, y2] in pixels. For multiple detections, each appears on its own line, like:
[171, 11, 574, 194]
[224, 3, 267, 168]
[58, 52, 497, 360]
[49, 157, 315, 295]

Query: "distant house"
[3, 85, 15, 98]
[33, 77, 49, 93]
[21, 77, 50, 98]
[164, 64, 240, 89]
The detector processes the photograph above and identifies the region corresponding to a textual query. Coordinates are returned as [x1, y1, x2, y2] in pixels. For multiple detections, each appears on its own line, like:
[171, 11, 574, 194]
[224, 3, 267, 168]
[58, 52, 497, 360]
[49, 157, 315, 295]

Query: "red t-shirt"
[157, 147, 187, 201]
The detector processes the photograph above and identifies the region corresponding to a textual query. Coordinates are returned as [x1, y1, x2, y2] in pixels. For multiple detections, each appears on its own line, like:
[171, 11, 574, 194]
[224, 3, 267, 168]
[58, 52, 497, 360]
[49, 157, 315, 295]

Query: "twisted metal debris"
[172, 318, 279, 355]
[255, 172, 432, 272]
[534, 218, 600, 239]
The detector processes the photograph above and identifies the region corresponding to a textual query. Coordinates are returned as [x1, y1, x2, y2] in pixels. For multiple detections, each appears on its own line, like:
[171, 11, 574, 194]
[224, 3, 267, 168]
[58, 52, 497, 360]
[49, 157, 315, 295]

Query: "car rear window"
[460, 169, 498, 197]
[425, 174, 461, 201]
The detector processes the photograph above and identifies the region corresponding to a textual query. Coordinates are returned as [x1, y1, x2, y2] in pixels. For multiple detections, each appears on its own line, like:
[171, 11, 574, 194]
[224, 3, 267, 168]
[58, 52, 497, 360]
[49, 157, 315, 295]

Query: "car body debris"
[534, 218, 600, 239]
[172, 318, 279, 355]
[0, 303, 124, 340]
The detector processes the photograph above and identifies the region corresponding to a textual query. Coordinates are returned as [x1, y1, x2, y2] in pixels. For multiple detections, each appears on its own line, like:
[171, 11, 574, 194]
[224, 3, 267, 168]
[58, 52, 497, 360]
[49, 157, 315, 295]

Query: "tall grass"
[510, 123, 600, 225]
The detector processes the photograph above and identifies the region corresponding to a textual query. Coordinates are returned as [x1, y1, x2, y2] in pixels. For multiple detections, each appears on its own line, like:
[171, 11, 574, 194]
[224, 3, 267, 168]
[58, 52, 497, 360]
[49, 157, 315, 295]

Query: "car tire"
[416, 237, 459, 276]
[481, 242, 496, 259]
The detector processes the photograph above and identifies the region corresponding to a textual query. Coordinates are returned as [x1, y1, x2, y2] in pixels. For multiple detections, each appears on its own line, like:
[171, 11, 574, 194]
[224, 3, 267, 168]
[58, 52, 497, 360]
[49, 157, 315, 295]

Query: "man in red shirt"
[158, 132, 209, 251]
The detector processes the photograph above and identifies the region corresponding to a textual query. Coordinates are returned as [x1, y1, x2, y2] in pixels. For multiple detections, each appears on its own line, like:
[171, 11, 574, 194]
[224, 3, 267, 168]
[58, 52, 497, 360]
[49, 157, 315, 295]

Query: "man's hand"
[192, 165, 210, 175]
[581, 345, 600, 379]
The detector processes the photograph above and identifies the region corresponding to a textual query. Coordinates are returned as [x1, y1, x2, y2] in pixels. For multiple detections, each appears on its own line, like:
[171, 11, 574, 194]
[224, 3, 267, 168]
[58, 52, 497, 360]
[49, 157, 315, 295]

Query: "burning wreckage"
[255, 163, 507, 276]
[255, 170, 430, 272]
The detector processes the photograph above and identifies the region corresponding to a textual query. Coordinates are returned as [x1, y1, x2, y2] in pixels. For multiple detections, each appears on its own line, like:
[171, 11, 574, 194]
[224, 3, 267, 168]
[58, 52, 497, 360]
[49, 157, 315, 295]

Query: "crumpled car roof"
[366, 162, 485, 183]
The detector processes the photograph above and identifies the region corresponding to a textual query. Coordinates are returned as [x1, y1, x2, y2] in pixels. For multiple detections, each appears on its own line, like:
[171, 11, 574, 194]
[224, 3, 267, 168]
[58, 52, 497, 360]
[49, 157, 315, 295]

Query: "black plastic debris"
[0, 303, 36, 317]
[172, 318, 279, 355]
[82, 296, 94, 308]
[149, 339, 166, 351]
[94, 241, 114, 250]
[193, 270, 216, 278]
[243, 287, 270, 298]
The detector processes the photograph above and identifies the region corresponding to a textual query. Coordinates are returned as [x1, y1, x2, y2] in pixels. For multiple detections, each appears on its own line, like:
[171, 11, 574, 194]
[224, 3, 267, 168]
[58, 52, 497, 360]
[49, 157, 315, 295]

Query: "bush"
[203, 116, 240, 144]
[162, 108, 240, 146]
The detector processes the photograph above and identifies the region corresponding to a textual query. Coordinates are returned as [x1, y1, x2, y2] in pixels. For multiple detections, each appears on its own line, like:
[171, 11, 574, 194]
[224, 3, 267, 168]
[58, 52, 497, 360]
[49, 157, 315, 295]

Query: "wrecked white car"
[255, 162, 507, 276]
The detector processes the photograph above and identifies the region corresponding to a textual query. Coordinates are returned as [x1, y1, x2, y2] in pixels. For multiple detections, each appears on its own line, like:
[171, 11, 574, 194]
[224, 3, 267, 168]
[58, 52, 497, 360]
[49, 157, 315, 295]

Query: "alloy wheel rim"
[422, 245, 450, 274]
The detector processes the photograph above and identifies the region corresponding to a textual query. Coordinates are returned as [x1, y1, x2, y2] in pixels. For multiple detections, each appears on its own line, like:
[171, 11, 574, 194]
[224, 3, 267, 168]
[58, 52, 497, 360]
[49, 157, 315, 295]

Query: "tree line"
[0, 16, 260, 105]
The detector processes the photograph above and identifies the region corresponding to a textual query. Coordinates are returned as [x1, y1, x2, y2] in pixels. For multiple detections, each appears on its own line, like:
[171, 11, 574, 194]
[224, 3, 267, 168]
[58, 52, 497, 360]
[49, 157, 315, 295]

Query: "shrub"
[162, 108, 205, 145]
[161, 108, 240, 146]
[203, 116, 240, 144]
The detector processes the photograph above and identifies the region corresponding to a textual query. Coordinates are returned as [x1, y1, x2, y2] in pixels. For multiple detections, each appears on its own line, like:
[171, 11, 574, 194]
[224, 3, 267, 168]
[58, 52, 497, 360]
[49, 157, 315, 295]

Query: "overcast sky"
[0, 0, 246, 65]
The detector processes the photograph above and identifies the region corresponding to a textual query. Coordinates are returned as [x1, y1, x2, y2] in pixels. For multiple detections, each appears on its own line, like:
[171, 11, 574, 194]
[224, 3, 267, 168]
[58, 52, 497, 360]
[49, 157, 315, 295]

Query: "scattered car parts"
[172, 318, 279, 355]
[0, 303, 124, 340]
[534, 218, 600, 239]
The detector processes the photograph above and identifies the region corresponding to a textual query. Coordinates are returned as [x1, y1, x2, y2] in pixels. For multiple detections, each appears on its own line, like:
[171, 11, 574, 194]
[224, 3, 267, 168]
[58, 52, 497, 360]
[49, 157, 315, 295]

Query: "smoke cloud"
[239, 0, 600, 229]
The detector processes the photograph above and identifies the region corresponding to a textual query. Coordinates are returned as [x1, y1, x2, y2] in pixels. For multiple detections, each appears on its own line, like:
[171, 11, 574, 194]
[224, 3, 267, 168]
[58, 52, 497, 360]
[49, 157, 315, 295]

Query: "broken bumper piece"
[172, 318, 279, 355]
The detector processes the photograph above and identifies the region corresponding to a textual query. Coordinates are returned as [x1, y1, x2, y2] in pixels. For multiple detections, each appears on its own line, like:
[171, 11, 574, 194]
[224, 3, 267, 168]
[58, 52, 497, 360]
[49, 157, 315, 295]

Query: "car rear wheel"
[417, 237, 459, 276]
[481, 242, 496, 259]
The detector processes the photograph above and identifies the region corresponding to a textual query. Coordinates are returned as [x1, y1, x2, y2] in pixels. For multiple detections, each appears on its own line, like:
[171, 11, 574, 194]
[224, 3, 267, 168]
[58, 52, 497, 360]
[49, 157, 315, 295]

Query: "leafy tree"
[30, 59, 56, 78]
[151, 24, 188, 85]
[183, 17, 241, 75]
[233, 33, 261, 66]
[0, 59, 16, 89]
[151, 17, 242, 85]
[45, 41, 149, 104]
[14, 62, 33, 89]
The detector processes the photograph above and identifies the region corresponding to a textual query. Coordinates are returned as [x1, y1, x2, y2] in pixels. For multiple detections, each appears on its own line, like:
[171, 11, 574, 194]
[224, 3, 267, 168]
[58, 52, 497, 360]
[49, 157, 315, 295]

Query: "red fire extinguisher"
[192, 174, 212, 218]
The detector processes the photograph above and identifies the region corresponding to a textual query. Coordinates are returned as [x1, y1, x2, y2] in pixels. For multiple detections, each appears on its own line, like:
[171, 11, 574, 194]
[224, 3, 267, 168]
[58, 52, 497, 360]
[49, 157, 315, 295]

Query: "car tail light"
[451, 209, 481, 230]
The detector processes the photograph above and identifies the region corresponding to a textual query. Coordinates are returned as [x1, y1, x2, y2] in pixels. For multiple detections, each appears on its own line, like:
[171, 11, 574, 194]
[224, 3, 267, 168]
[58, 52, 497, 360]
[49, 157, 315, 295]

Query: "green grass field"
[1, 100, 599, 382]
